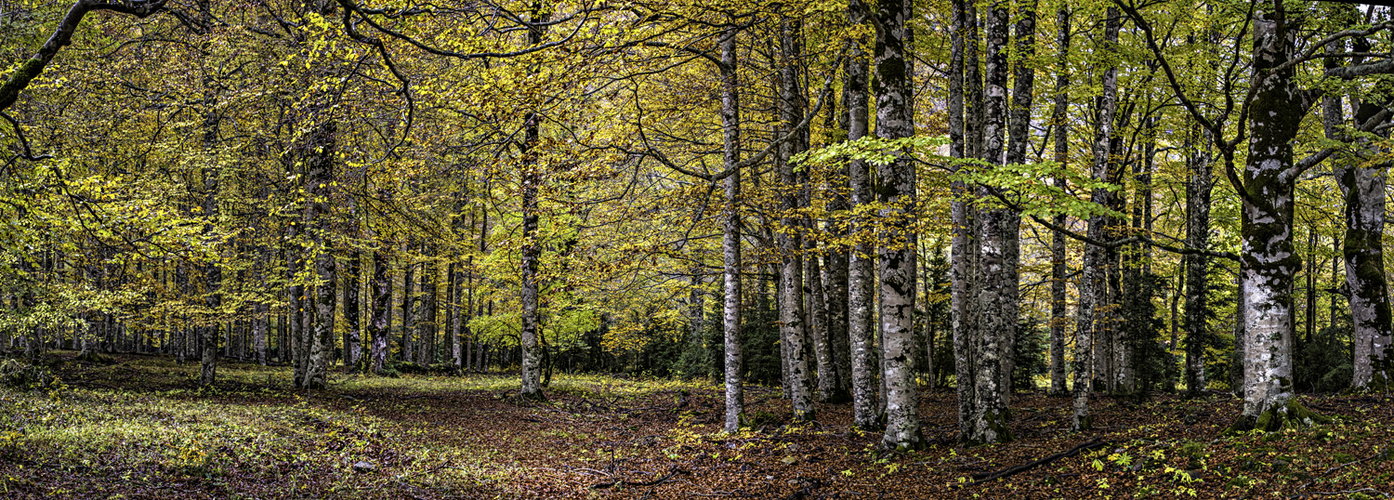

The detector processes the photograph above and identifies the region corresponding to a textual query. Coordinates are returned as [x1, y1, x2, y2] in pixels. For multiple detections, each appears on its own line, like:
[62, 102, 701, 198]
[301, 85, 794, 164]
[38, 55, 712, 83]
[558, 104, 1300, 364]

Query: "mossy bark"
[1238, 7, 1308, 421]
[1336, 100, 1394, 391]
[1227, 399, 1331, 434]
[2, 0, 167, 113]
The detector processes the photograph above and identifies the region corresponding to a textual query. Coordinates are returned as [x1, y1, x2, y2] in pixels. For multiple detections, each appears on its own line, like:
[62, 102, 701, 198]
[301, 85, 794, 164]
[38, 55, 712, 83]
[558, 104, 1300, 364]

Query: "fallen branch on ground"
[964, 437, 1108, 486]
[1296, 488, 1390, 498]
[591, 466, 684, 489]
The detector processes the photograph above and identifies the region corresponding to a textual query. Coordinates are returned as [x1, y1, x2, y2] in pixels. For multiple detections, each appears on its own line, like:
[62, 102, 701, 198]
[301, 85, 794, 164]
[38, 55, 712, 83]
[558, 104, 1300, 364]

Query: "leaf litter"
[0, 353, 1389, 499]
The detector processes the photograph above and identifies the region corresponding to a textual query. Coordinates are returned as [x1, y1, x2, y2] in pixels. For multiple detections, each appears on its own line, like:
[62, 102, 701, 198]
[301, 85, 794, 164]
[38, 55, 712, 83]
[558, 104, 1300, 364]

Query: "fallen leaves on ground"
[0, 353, 1389, 499]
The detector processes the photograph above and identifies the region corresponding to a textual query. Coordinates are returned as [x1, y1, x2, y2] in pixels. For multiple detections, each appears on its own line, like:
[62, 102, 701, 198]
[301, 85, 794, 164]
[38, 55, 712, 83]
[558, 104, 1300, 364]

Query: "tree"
[1047, 5, 1071, 398]
[1326, 71, 1392, 392]
[1074, 5, 1120, 432]
[874, 0, 922, 450]
[847, 0, 880, 432]
[719, 23, 745, 433]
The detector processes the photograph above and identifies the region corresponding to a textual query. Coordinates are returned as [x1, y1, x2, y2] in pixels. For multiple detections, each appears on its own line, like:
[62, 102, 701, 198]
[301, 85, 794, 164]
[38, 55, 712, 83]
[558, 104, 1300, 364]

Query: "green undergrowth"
[0, 384, 526, 498]
[0, 353, 724, 498]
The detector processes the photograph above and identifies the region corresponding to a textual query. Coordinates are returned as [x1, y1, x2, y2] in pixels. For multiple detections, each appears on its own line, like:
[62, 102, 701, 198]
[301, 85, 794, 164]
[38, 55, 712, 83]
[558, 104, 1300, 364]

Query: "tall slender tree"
[719, 22, 745, 433]
[847, 0, 880, 431]
[1048, 6, 1071, 398]
[874, 0, 921, 450]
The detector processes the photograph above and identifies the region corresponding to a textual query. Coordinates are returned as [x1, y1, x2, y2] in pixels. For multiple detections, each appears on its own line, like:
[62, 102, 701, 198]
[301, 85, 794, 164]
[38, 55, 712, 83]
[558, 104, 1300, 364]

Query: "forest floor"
[0, 353, 1391, 499]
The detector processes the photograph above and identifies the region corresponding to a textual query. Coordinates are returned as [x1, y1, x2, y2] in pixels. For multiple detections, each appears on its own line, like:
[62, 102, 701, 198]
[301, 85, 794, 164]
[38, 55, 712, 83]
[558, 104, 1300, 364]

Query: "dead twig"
[1295, 488, 1391, 499]
[963, 437, 1108, 486]
[591, 466, 684, 489]
[1297, 449, 1392, 492]
[570, 467, 614, 477]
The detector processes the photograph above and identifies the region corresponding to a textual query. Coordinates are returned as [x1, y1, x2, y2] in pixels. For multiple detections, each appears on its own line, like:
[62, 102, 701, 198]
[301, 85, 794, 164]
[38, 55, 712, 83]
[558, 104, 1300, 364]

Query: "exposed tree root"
[1227, 399, 1332, 434]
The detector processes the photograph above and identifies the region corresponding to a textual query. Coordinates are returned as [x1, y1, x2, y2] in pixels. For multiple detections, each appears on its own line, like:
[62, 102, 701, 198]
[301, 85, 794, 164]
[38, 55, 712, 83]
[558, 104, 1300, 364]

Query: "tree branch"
[981, 184, 1239, 261]
[0, 0, 168, 113]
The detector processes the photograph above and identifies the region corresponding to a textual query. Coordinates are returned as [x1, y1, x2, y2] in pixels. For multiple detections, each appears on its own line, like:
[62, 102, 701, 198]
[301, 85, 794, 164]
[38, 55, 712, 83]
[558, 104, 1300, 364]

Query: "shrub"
[0, 358, 61, 390]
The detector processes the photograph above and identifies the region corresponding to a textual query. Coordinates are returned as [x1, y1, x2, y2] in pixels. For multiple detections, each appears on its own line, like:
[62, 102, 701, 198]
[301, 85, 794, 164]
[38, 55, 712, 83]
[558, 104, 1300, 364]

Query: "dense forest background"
[2, 0, 1393, 451]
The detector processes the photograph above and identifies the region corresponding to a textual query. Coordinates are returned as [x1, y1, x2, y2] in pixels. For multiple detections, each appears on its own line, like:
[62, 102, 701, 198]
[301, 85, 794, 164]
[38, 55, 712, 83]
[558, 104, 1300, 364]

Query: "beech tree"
[873, 0, 921, 450]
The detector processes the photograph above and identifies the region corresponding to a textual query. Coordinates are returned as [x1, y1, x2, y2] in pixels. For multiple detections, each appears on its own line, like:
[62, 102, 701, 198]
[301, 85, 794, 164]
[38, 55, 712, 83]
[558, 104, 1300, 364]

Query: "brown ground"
[1, 353, 1390, 499]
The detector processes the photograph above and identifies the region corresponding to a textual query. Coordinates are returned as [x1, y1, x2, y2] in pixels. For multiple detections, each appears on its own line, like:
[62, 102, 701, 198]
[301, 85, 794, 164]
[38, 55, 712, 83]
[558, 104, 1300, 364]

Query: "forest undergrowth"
[0, 353, 1390, 499]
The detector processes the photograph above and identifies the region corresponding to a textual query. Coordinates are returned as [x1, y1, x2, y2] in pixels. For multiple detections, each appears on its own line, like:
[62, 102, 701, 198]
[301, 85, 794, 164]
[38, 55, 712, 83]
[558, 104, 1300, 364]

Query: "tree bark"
[1231, 7, 1309, 430]
[825, 179, 852, 402]
[719, 24, 745, 433]
[303, 119, 337, 390]
[0, 0, 167, 113]
[1000, 0, 1036, 405]
[1048, 5, 1070, 397]
[847, 0, 880, 431]
[777, 16, 814, 420]
[806, 248, 835, 402]
[874, 0, 922, 450]
[198, 195, 219, 385]
[966, 0, 1013, 446]
[1074, 6, 1120, 430]
[419, 248, 437, 364]
[1333, 97, 1394, 391]
[1184, 114, 1213, 396]
[949, 0, 980, 440]
[369, 235, 392, 374]
[517, 2, 549, 400]
[345, 250, 361, 370]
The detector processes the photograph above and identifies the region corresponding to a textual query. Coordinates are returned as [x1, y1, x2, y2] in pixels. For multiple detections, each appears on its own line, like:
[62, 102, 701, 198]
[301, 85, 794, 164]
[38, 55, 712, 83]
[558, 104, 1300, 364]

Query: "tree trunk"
[965, 0, 1012, 446]
[1230, 7, 1315, 431]
[847, 0, 880, 431]
[1333, 97, 1393, 391]
[806, 235, 835, 402]
[777, 16, 814, 420]
[198, 92, 221, 387]
[452, 258, 466, 369]
[719, 24, 744, 433]
[1000, 0, 1036, 404]
[419, 249, 437, 364]
[254, 301, 268, 366]
[1074, 6, 1120, 430]
[303, 119, 337, 390]
[1047, 5, 1070, 397]
[518, 3, 549, 399]
[369, 247, 391, 374]
[345, 250, 362, 371]
[825, 193, 852, 402]
[1184, 116, 1213, 396]
[949, 0, 980, 440]
[874, 0, 921, 449]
